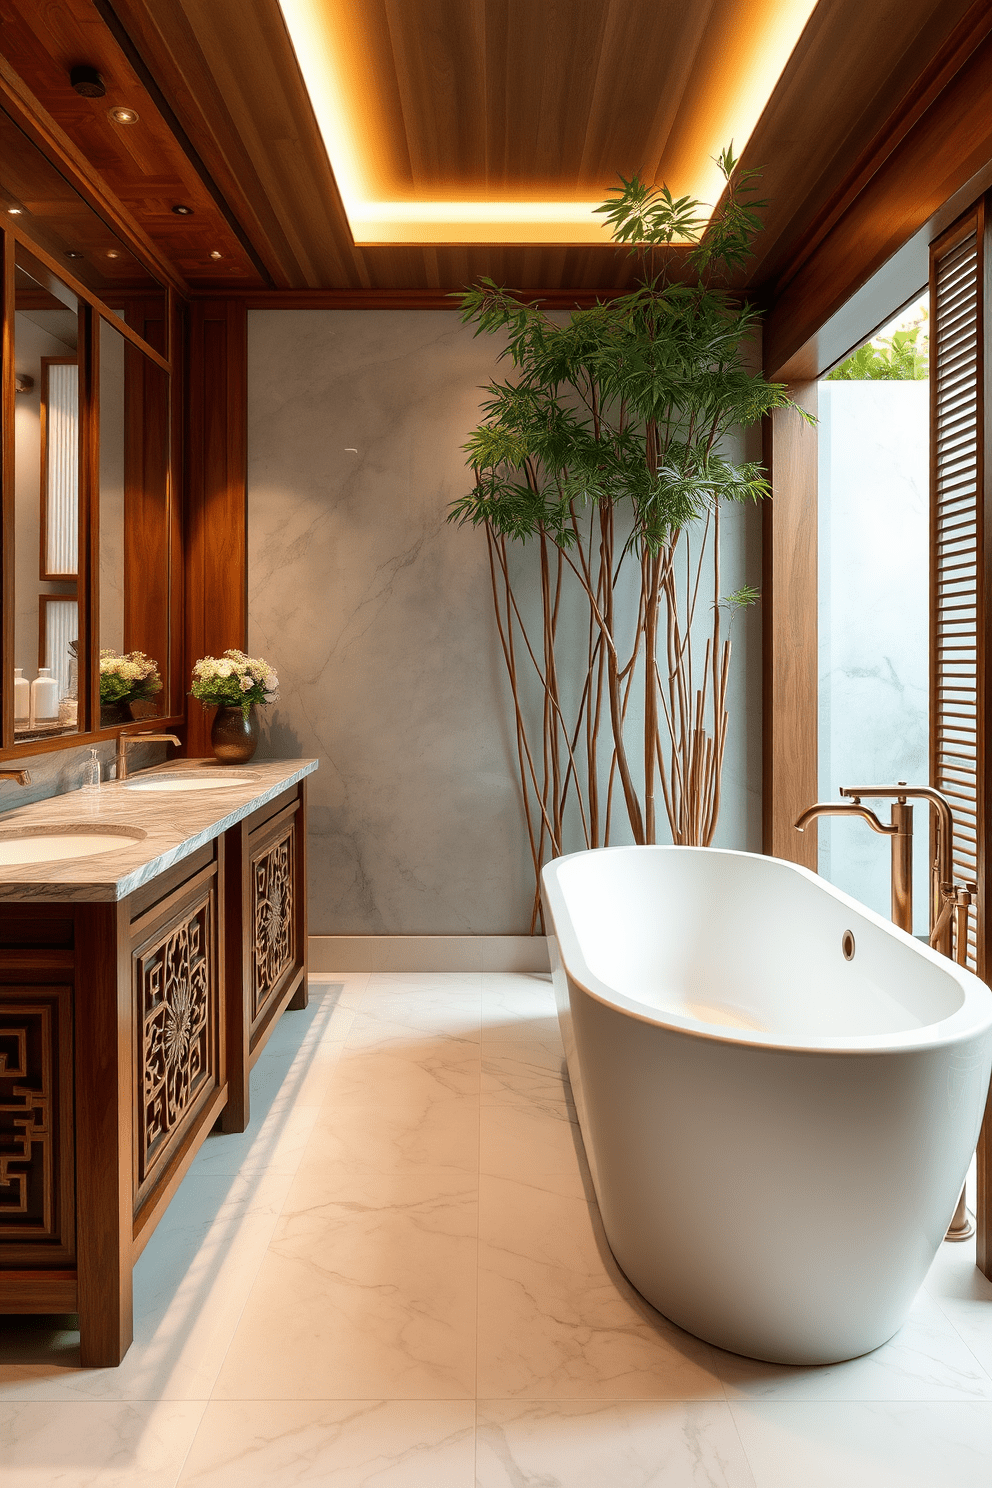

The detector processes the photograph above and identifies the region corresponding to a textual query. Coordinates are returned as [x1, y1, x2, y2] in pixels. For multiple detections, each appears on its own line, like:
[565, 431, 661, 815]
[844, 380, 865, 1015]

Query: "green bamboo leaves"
[449, 148, 807, 913]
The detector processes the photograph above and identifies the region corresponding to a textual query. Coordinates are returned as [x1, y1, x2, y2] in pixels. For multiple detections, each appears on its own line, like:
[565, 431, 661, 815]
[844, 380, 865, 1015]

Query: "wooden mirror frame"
[1, 222, 184, 758]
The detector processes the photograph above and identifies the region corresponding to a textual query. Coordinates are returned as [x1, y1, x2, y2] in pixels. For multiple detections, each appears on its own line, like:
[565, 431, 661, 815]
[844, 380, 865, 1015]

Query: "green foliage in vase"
[449, 148, 812, 919]
[99, 649, 162, 705]
[190, 649, 279, 719]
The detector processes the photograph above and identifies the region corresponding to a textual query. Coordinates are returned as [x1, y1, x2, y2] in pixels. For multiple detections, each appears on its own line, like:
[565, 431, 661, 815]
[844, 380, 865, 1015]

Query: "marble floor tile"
[210, 1180, 478, 1400]
[476, 1172, 723, 1400]
[730, 1402, 992, 1488]
[307, 971, 372, 1011]
[0, 1400, 205, 1487]
[479, 1054, 582, 1184]
[0, 1173, 290, 1403]
[924, 1235, 992, 1377]
[476, 1400, 757, 1488]
[176, 1400, 475, 1487]
[191, 996, 352, 1180]
[712, 1287, 992, 1402]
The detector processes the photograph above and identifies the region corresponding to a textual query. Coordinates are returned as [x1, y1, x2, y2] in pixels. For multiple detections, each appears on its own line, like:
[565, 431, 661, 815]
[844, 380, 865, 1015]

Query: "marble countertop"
[0, 757, 318, 902]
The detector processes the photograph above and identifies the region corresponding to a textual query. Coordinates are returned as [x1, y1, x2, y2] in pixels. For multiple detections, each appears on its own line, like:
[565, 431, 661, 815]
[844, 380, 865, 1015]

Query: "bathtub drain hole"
[842, 930, 856, 961]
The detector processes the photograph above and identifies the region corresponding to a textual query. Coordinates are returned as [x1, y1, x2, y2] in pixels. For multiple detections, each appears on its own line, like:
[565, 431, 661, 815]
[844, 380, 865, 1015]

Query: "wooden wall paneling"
[762, 382, 818, 868]
[1, 228, 14, 750]
[763, 28, 992, 381]
[185, 298, 247, 758]
[169, 288, 184, 724]
[78, 299, 97, 738]
[72, 899, 132, 1368]
[122, 340, 170, 698]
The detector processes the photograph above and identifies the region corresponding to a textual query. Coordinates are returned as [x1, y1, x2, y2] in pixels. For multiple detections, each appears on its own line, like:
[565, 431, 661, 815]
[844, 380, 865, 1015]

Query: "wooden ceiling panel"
[0, 0, 267, 286]
[0, 0, 989, 296]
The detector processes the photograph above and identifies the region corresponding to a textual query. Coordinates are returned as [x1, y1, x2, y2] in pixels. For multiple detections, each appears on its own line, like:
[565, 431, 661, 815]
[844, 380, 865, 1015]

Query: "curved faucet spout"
[794, 801, 896, 835]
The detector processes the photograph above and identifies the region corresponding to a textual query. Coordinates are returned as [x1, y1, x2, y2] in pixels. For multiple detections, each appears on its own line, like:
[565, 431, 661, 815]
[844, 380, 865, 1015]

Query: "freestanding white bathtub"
[541, 845, 992, 1366]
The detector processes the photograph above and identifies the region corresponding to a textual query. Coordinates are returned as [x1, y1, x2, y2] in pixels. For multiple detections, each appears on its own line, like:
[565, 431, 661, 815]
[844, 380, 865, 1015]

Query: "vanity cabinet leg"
[288, 777, 308, 1012]
[221, 822, 250, 1133]
[74, 903, 134, 1366]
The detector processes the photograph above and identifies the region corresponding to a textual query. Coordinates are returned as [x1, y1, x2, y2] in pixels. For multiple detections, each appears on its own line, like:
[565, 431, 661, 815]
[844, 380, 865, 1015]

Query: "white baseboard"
[308, 934, 549, 973]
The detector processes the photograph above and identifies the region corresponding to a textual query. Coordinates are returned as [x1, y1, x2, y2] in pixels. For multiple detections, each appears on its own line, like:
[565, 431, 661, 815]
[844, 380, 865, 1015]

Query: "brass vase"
[210, 705, 259, 764]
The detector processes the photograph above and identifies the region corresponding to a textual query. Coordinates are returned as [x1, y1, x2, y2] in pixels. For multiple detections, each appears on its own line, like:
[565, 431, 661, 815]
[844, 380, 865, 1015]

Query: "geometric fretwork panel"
[251, 823, 295, 1024]
[0, 991, 72, 1253]
[137, 896, 214, 1187]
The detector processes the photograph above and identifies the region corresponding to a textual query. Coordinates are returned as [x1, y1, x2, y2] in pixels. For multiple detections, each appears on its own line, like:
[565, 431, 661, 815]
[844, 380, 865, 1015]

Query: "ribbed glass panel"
[45, 362, 79, 577]
[43, 598, 78, 702]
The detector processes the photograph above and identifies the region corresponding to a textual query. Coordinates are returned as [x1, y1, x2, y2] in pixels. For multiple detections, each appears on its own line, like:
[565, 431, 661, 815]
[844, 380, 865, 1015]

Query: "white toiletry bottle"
[14, 668, 30, 724]
[30, 667, 60, 725]
[83, 748, 101, 791]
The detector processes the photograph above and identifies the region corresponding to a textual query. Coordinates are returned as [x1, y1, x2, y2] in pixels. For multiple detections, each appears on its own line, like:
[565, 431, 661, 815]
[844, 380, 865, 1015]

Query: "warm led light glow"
[278, 0, 820, 246]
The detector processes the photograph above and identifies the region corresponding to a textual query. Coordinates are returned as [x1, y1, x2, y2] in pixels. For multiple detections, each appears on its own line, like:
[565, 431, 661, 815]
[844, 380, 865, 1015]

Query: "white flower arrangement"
[99, 649, 162, 704]
[190, 649, 279, 719]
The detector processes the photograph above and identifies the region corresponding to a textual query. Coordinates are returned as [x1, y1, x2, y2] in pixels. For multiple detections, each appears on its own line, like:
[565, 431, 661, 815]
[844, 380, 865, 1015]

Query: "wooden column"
[186, 300, 248, 758]
[762, 382, 819, 868]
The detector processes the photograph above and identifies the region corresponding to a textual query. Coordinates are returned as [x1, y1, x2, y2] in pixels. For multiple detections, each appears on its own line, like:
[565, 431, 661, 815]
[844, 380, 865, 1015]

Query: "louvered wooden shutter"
[930, 205, 986, 975]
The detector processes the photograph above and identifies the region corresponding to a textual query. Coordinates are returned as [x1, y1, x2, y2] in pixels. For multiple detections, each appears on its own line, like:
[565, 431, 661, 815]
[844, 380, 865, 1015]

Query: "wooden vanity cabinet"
[221, 780, 308, 1134]
[0, 779, 309, 1366]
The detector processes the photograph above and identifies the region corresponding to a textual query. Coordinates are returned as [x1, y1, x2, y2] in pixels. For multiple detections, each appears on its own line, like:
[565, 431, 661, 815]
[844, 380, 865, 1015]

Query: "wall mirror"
[98, 317, 172, 724]
[12, 248, 83, 741]
[0, 103, 167, 337]
[1, 130, 180, 759]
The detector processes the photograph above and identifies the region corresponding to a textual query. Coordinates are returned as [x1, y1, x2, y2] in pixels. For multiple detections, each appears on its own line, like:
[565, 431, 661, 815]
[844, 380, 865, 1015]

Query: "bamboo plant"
[450, 149, 810, 927]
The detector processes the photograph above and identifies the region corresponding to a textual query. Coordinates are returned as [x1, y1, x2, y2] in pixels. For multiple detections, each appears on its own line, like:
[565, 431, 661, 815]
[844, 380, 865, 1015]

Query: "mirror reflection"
[98, 318, 171, 724]
[13, 250, 81, 740]
[1, 102, 166, 325]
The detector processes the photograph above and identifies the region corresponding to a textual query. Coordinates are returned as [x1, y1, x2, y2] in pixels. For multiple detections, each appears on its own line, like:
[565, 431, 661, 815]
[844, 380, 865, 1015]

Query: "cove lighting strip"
[278, 0, 820, 247]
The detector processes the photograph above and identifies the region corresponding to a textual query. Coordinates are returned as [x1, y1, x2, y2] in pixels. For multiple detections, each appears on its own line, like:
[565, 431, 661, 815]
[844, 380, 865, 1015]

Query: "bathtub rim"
[541, 844, 992, 1057]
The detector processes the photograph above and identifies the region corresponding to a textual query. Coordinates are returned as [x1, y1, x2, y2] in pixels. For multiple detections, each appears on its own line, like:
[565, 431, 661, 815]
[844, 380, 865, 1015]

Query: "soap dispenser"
[14, 668, 30, 724]
[30, 667, 59, 725]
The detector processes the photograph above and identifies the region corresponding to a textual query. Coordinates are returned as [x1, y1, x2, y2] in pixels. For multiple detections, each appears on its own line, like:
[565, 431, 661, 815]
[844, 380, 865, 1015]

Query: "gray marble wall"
[247, 310, 762, 934]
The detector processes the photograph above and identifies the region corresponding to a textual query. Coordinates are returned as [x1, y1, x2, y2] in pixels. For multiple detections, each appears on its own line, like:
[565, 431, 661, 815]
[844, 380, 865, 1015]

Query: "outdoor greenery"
[450, 149, 810, 922]
[825, 316, 928, 381]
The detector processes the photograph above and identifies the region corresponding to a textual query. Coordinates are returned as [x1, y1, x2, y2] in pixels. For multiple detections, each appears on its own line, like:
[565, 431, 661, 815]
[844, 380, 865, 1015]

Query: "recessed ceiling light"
[210, 250, 223, 259]
[108, 105, 139, 125]
[70, 65, 106, 98]
[172, 204, 194, 216]
[65, 251, 84, 259]
[106, 250, 120, 259]
[6, 205, 25, 215]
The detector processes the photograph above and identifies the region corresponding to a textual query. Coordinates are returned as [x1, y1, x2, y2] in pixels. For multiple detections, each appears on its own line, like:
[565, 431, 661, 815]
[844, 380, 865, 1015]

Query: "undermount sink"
[124, 773, 254, 792]
[0, 824, 147, 866]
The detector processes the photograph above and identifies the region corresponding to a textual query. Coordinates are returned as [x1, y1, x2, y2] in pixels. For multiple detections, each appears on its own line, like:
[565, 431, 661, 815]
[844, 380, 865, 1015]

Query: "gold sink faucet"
[0, 769, 31, 788]
[116, 732, 181, 781]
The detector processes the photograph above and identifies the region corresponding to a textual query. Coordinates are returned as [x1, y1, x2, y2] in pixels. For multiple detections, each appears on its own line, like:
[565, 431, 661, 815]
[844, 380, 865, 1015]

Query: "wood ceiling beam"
[104, 0, 367, 290]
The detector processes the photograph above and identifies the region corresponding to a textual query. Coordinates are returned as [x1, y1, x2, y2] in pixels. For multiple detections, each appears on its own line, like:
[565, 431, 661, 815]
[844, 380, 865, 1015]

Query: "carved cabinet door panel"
[131, 866, 221, 1211]
[0, 985, 76, 1267]
[248, 807, 299, 1041]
